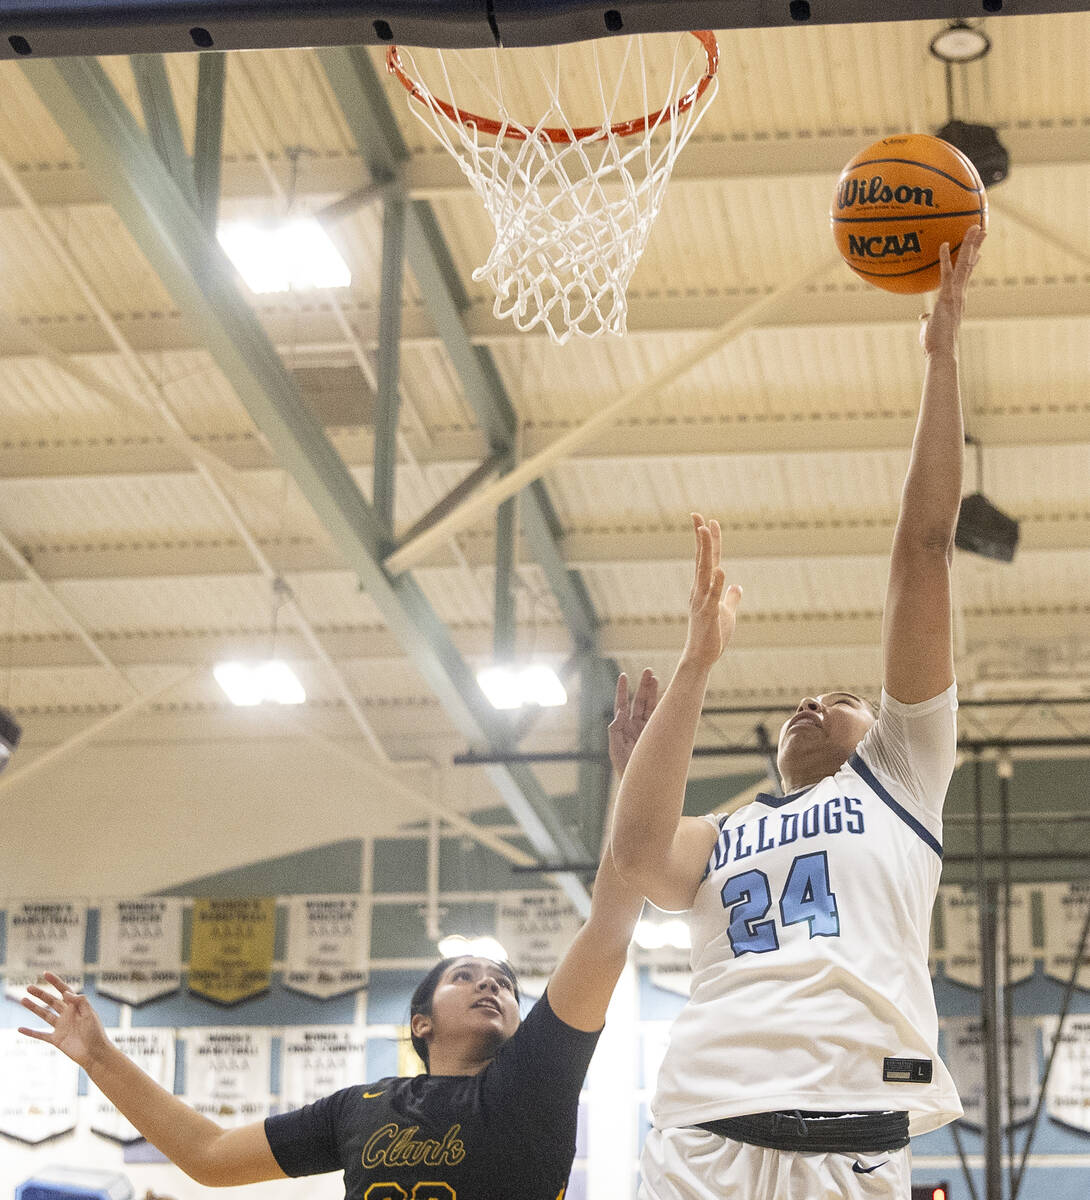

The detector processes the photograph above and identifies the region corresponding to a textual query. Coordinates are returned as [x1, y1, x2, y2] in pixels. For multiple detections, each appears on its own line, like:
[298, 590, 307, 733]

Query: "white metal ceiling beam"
[4, 508, 1089, 583]
[2, 125, 1086, 211]
[4, 605, 1088, 670]
[4, 276, 1090, 359]
[3, 401, 1089, 483]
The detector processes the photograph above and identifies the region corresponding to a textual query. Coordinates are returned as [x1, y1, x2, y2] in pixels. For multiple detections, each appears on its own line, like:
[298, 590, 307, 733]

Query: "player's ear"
[411, 1012, 433, 1041]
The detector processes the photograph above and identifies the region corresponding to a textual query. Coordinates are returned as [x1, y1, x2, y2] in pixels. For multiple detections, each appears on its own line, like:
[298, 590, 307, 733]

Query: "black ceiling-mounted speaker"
[936, 119, 1010, 185]
[0, 704, 20, 773]
[955, 492, 1020, 562]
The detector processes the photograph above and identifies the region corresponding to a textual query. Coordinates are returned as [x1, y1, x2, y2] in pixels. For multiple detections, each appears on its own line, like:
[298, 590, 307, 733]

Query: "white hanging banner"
[1043, 1015, 1090, 1133]
[942, 1016, 1039, 1130]
[284, 895, 369, 999]
[90, 1029, 176, 1142]
[496, 891, 583, 983]
[1042, 881, 1090, 990]
[0, 1029, 79, 1143]
[96, 898, 184, 1006]
[938, 884, 1035, 988]
[3, 900, 86, 997]
[280, 1028, 367, 1111]
[184, 1028, 272, 1129]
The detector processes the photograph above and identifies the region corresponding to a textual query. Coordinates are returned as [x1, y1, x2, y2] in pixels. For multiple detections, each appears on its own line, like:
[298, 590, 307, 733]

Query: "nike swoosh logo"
[362, 1091, 385, 1099]
[852, 1161, 888, 1175]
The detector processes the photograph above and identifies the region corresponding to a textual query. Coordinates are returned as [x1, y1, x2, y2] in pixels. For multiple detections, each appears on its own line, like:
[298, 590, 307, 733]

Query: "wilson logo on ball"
[836, 176, 936, 210]
[848, 232, 922, 258]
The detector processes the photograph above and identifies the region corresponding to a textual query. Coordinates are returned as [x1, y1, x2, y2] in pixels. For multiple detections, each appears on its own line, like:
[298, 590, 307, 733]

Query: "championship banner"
[637, 944, 693, 998]
[1042, 881, 1090, 990]
[89, 1029, 176, 1142]
[184, 1028, 272, 1128]
[284, 895, 369, 999]
[1042, 1015, 1090, 1133]
[188, 898, 276, 1005]
[96, 898, 184, 1005]
[0, 1028, 79, 1143]
[942, 1016, 1040, 1130]
[495, 891, 583, 989]
[280, 1028, 367, 1110]
[3, 900, 86, 998]
[937, 884, 1035, 988]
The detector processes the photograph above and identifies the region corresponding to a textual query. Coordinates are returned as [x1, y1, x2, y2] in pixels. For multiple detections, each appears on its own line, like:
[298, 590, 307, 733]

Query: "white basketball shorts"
[639, 1125, 912, 1200]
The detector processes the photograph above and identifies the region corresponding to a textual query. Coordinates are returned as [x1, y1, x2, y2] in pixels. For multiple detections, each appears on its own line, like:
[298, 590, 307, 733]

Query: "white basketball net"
[390, 35, 718, 345]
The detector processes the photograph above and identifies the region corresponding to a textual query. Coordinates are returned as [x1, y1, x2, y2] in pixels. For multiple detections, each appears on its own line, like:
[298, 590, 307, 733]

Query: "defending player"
[610, 226, 985, 1200]
[15, 671, 657, 1200]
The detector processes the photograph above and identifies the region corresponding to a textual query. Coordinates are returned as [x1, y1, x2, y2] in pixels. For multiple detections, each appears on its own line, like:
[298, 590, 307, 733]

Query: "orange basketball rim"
[386, 30, 719, 143]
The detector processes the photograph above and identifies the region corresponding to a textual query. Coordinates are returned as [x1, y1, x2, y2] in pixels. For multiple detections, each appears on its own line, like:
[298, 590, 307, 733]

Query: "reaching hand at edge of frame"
[682, 513, 743, 673]
[919, 224, 986, 357]
[608, 668, 659, 777]
[16, 970, 111, 1072]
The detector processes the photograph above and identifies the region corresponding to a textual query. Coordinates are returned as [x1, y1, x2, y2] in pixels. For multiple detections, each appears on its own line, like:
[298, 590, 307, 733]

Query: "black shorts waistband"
[695, 1109, 910, 1154]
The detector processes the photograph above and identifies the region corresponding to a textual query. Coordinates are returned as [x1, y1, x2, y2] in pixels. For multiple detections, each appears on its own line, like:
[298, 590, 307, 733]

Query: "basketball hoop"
[387, 32, 719, 345]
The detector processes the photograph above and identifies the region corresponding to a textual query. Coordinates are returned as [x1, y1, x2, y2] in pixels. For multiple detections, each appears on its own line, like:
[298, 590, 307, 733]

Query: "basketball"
[830, 133, 987, 294]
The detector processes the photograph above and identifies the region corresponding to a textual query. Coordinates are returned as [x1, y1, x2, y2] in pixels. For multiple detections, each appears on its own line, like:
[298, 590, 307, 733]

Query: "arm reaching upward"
[609, 514, 742, 912]
[17, 973, 284, 1187]
[884, 225, 985, 703]
[547, 669, 660, 1031]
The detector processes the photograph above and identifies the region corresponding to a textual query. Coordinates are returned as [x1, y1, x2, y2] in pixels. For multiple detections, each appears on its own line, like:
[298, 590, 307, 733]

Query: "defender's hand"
[16, 971, 111, 1072]
[681, 513, 743, 673]
[608, 668, 659, 777]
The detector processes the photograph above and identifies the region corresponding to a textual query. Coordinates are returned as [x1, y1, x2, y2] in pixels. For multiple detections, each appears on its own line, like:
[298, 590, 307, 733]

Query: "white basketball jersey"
[651, 685, 963, 1137]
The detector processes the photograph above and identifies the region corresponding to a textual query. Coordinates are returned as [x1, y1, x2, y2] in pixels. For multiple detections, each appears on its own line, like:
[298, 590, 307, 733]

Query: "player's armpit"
[621, 815, 719, 912]
[197, 1121, 288, 1187]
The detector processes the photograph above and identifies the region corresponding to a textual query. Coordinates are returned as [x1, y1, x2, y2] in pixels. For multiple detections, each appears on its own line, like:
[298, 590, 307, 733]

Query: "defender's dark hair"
[409, 955, 520, 1072]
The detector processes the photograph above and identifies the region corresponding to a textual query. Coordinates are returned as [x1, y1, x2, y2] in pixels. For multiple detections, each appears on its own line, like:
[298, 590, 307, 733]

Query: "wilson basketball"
[830, 133, 987, 294]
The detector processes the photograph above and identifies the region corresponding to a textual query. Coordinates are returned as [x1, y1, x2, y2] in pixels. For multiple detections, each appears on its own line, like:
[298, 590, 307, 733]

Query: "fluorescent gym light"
[217, 218, 351, 293]
[437, 934, 509, 962]
[476, 663, 567, 710]
[634, 917, 692, 951]
[213, 660, 306, 707]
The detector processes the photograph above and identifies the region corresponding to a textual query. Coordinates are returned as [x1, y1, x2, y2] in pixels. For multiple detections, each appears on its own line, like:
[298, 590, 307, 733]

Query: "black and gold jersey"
[264, 989, 599, 1200]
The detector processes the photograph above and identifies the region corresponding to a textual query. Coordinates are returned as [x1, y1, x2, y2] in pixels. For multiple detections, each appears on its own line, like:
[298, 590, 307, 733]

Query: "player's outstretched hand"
[15, 971, 111, 1071]
[920, 223, 986, 357]
[608, 668, 659, 777]
[682, 513, 743, 673]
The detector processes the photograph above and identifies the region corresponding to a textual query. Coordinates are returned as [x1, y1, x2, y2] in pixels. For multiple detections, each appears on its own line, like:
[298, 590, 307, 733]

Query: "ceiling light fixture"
[476, 663, 567, 710]
[929, 20, 991, 64]
[213, 660, 306, 707]
[437, 934, 509, 961]
[634, 917, 692, 951]
[217, 218, 351, 293]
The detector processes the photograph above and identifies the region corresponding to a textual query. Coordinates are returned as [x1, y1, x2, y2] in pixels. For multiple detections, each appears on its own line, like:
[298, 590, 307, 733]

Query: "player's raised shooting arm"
[609, 515, 737, 911]
[884, 226, 985, 705]
[16, 974, 285, 1187]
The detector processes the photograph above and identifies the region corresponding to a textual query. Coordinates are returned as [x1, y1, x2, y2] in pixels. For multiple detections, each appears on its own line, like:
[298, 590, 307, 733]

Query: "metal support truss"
[22, 54, 592, 912]
[316, 44, 599, 652]
[130, 54, 196, 207]
[193, 52, 226, 232]
[374, 192, 406, 533]
[577, 654, 615, 859]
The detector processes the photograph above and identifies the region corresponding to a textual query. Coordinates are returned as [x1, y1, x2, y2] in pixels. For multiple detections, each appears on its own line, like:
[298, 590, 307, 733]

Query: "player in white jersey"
[610, 224, 985, 1200]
